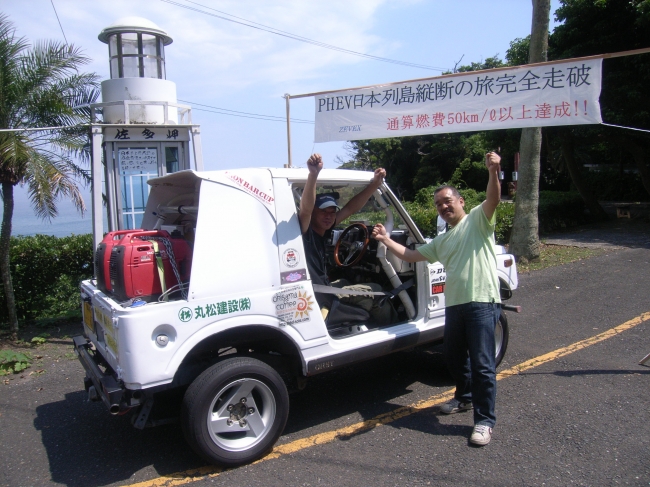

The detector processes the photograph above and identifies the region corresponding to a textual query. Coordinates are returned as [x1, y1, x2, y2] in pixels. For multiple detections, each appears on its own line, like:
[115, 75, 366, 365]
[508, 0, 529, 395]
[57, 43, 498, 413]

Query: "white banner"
[314, 59, 602, 142]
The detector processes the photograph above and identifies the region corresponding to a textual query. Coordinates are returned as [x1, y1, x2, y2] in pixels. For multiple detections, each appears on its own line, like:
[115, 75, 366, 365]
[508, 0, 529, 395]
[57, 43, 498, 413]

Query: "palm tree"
[0, 14, 100, 336]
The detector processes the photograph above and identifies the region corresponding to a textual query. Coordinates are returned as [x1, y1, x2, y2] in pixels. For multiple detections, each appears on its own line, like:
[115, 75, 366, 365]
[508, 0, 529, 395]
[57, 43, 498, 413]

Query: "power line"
[0, 125, 87, 133]
[50, 0, 69, 45]
[180, 99, 314, 124]
[160, 0, 447, 72]
[190, 107, 287, 123]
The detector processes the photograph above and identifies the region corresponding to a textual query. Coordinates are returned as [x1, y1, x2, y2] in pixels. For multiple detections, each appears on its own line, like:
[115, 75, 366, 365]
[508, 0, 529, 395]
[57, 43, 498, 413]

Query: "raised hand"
[372, 167, 386, 186]
[307, 153, 323, 175]
[485, 151, 501, 174]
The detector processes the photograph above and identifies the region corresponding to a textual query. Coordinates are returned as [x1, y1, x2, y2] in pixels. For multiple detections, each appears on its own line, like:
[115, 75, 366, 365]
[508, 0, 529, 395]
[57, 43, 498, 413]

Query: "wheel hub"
[226, 398, 255, 427]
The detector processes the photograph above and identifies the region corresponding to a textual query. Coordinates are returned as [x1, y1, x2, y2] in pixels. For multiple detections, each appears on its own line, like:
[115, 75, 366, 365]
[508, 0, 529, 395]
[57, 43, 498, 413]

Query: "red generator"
[108, 230, 192, 302]
[95, 230, 133, 294]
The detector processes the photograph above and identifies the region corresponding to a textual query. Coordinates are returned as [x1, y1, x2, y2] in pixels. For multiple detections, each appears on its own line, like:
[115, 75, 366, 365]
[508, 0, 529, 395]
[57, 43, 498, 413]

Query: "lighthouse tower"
[89, 17, 203, 249]
[98, 17, 177, 124]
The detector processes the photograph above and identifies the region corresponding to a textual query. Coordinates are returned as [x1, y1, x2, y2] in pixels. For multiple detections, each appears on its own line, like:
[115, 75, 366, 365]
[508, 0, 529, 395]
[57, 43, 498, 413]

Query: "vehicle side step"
[328, 323, 368, 338]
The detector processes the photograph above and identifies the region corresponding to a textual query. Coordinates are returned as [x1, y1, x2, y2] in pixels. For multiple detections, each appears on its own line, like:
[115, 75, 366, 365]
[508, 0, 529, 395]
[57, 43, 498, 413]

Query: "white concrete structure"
[98, 17, 179, 124]
[89, 17, 203, 253]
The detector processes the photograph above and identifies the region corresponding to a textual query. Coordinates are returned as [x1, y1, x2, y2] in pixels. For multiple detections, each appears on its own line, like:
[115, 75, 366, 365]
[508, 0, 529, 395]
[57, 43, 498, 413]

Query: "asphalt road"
[1, 245, 649, 487]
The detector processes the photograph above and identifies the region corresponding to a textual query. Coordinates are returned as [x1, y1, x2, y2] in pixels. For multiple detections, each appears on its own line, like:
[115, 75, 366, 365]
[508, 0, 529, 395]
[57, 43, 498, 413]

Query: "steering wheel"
[334, 223, 370, 267]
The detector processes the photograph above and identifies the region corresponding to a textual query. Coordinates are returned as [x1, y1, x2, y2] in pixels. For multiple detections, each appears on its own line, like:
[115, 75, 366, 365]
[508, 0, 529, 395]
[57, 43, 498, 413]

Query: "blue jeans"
[443, 302, 500, 428]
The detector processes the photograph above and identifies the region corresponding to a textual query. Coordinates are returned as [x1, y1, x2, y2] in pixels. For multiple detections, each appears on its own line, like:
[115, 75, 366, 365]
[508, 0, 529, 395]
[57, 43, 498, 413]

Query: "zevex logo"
[226, 172, 274, 206]
[339, 125, 362, 133]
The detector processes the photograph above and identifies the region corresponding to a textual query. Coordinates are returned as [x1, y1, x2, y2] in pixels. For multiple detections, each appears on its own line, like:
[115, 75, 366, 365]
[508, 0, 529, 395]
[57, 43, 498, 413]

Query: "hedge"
[0, 234, 93, 327]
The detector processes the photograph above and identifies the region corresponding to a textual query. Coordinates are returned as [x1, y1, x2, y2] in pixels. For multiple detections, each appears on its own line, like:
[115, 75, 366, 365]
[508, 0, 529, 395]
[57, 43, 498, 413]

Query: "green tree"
[453, 55, 505, 73]
[337, 137, 424, 199]
[505, 37, 531, 67]
[338, 133, 499, 200]
[549, 0, 650, 200]
[0, 14, 99, 335]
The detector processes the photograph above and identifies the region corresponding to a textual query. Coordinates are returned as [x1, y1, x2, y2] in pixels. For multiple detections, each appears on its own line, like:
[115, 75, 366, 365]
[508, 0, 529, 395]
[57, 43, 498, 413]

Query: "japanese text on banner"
[314, 59, 602, 142]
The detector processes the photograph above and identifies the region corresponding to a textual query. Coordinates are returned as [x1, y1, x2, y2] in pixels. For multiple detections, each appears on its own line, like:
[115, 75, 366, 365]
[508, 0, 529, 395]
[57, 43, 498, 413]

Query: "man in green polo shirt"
[371, 151, 502, 446]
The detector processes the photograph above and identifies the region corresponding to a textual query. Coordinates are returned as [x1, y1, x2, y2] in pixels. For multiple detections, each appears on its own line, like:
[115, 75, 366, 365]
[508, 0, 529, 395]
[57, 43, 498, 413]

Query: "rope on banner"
[601, 122, 650, 134]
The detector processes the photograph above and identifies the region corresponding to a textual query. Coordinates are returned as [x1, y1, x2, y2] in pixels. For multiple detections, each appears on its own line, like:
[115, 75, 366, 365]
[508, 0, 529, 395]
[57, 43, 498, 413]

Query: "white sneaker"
[470, 424, 492, 446]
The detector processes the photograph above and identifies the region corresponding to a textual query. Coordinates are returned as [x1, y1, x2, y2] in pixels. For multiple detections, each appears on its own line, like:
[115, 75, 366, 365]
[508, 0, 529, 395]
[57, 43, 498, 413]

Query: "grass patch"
[517, 244, 611, 273]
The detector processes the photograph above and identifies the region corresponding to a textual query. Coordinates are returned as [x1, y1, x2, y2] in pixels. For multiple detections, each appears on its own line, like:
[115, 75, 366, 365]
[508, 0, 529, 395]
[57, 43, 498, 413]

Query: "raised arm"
[482, 151, 501, 221]
[335, 168, 386, 225]
[371, 223, 428, 263]
[299, 154, 322, 233]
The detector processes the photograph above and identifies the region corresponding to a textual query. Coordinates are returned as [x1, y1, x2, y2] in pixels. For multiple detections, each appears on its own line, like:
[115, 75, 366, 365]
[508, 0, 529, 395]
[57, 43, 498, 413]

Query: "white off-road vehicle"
[74, 167, 518, 466]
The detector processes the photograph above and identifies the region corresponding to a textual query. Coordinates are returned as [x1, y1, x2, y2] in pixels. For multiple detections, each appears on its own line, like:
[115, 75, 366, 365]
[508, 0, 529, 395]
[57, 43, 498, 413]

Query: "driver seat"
[324, 299, 369, 330]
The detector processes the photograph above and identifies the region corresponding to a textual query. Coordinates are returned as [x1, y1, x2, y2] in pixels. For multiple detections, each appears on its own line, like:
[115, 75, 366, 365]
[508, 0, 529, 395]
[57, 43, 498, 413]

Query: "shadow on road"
[337, 404, 472, 443]
[34, 391, 203, 487]
[284, 345, 454, 435]
[33, 345, 455, 486]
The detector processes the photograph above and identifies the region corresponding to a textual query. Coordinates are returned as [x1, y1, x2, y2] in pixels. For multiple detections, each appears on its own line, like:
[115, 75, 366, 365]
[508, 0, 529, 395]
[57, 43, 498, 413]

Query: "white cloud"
[156, 0, 398, 93]
[3, 0, 418, 101]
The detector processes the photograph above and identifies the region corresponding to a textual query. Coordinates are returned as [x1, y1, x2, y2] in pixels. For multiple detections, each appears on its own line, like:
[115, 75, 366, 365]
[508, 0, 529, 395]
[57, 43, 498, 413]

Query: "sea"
[2, 185, 95, 238]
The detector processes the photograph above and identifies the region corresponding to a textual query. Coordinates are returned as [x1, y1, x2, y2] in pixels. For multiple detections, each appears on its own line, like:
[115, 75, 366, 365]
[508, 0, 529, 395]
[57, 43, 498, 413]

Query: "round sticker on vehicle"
[178, 307, 193, 322]
[282, 248, 300, 268]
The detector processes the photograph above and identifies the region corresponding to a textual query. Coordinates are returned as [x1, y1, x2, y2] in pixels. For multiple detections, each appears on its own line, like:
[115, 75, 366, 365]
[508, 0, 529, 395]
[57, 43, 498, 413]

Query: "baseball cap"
[315, 194, 340, 210]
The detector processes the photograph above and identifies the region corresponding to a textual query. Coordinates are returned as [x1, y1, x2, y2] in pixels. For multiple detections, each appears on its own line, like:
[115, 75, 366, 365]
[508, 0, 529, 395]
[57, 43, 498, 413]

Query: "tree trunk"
[509, 0, 550, 261]
[560, 132, 609, 220]
[510, 128, 542, 260]
[0, 181, 20, 337]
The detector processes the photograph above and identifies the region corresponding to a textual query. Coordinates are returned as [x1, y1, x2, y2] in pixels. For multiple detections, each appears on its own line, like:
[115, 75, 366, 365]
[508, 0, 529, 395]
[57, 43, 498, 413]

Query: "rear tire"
[181, 356, 289, 466]
[495, 309, 509, 367]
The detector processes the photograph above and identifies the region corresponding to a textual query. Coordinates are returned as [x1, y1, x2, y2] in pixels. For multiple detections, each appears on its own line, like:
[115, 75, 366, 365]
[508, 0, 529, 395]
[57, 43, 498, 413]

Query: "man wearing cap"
[298, 153, 388, 321]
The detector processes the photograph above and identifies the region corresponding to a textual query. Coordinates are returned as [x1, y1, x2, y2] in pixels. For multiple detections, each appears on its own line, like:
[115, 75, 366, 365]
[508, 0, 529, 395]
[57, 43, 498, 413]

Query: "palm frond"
[0, 15, 97, 222]
[0, 16, 30, 128]
[0, 132, 31, 182]
[23, 150, 87, 220]
[20, 40, 90, 87]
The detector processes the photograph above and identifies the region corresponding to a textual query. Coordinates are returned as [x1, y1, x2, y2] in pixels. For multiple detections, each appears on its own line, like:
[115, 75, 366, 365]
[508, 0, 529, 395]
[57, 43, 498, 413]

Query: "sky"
[1, 0, 563, 234]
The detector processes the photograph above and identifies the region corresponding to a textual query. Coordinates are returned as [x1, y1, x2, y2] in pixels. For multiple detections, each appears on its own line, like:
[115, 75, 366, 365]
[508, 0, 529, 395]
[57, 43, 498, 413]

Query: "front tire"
[181, 356, 289, 466]
[495, 309, 509, 367]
